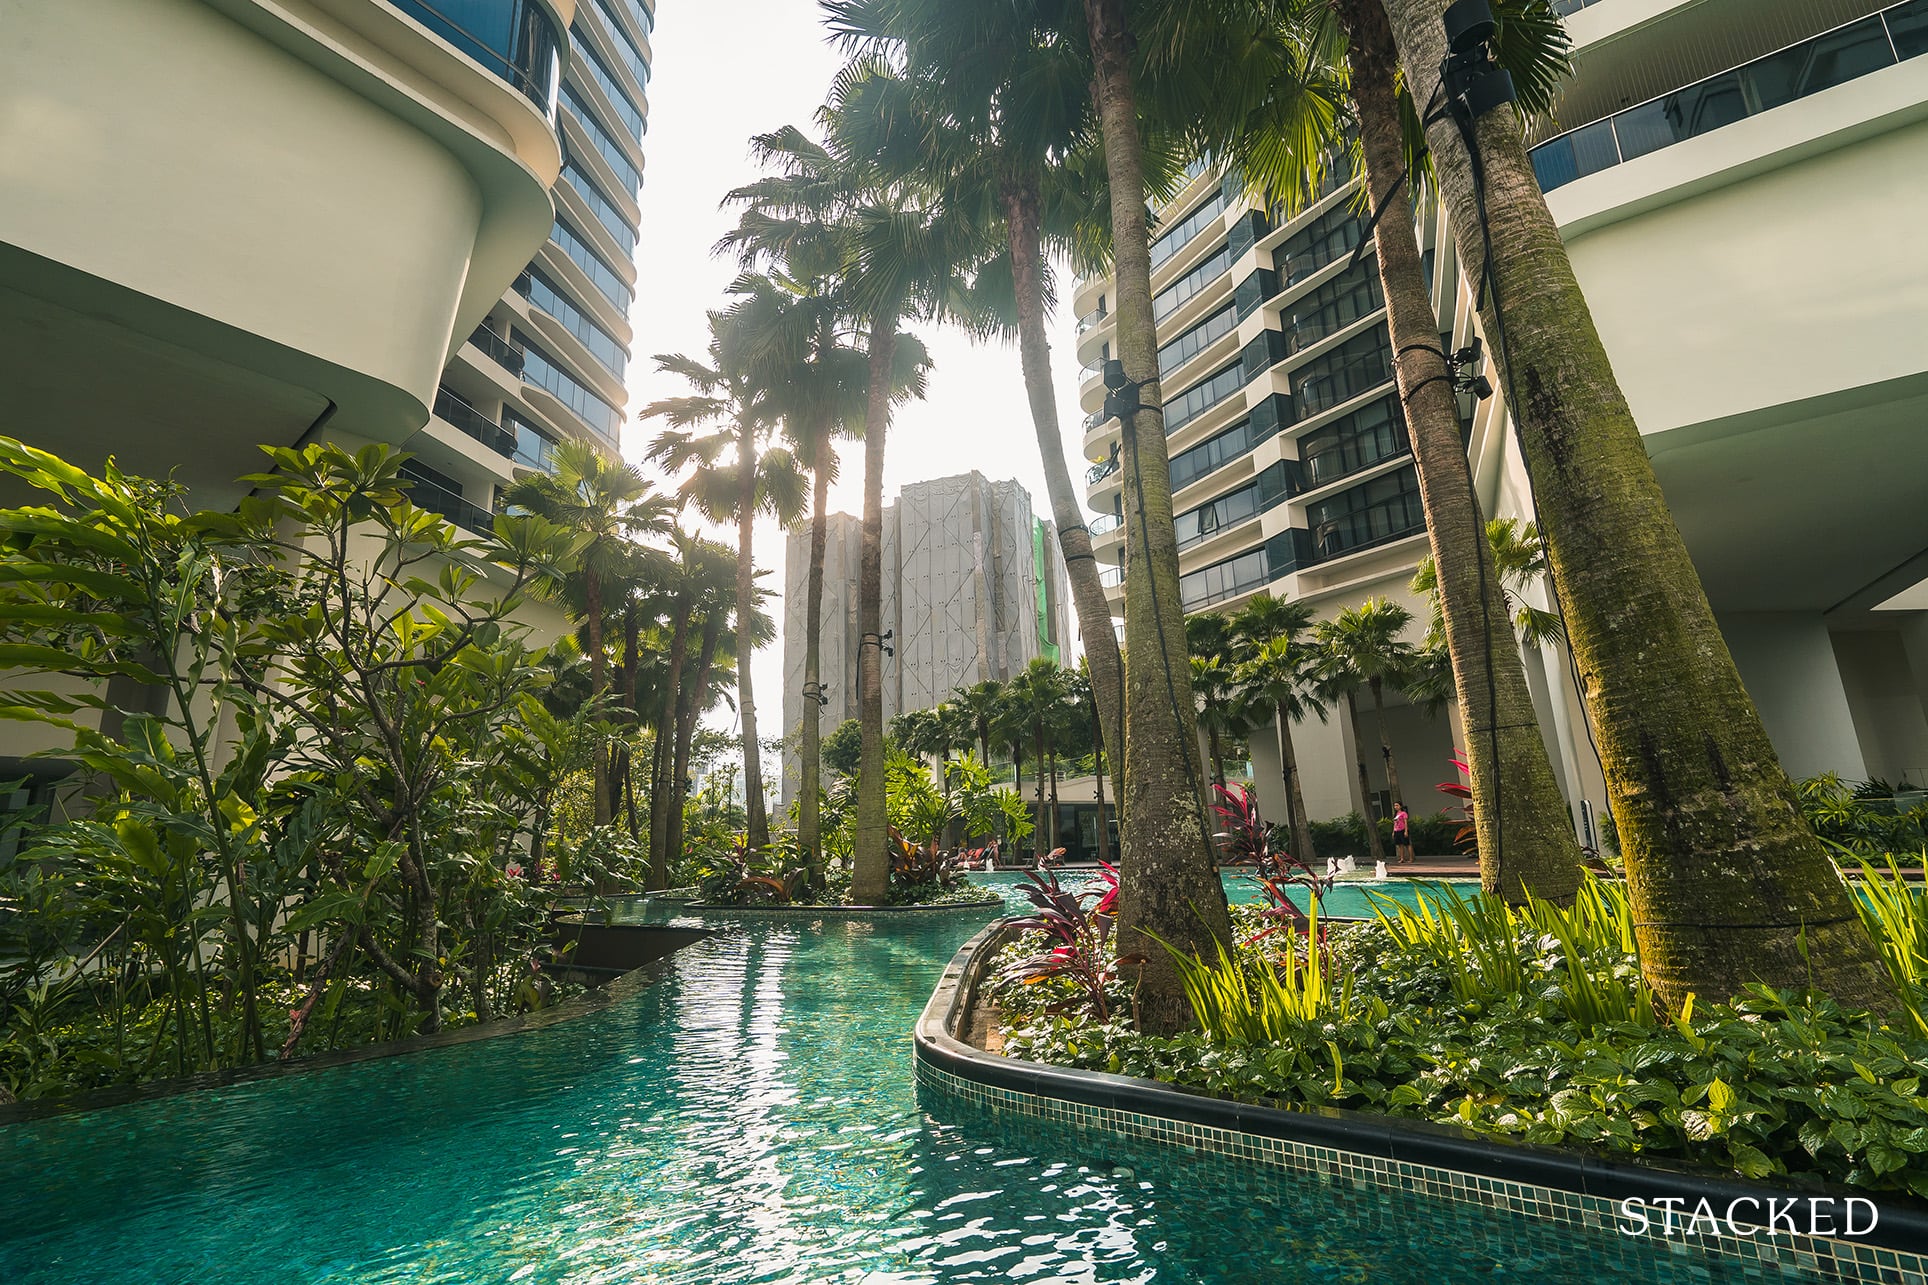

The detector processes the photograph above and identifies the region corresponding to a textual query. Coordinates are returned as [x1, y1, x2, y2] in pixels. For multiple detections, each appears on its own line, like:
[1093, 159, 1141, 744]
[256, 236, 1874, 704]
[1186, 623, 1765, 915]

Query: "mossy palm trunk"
[851, 319, 898, 905]
[1340, 0, 1580, 902]
[1082, 0, 1233, 1033]
[736, 423, 770, 851]
[1001, 170, 1126, 801]
[1380, 0, 1893, 1011]
[799, 459, 832, 882]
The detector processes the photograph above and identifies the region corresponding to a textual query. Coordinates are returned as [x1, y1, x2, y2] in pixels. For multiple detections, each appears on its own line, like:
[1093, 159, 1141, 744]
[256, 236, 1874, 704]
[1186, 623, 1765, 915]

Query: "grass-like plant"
[1151, 903, 1352, 1044]
[1368, 876, 1660, 1029]
[1855, 858, 1927, 1036]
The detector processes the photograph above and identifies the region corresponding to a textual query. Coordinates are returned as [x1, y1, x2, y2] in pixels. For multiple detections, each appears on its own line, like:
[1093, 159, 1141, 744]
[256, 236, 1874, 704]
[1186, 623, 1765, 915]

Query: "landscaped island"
[977, 860, 1928, 1201]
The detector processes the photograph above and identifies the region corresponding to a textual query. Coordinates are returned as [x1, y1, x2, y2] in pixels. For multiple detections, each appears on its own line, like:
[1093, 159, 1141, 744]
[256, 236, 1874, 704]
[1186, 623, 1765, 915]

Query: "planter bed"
[914, 922, 1928, 1274]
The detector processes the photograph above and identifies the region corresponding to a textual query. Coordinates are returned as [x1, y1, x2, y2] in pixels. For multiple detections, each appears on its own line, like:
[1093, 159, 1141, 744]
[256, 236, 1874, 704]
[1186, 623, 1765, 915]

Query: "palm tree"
[644, 533, 737, 889]
[1376, 0, 1892, 1009]
[1004, 658, 1068, 861]
[953, 679, 1005, 770]
[505, 441, 673, 828]
[1146, 0, 1578, 902]
[1067, 660, 1113, 865]
[1317, 598, 1420, 840]
[1230, 594, 1326, 867]
[724, 114, 972, 904]
[1189, 653, 1243, 788]
[1066, 0, 1260, 1031]
[822, 2, 1135, 805]
[643, 284, 810, 853]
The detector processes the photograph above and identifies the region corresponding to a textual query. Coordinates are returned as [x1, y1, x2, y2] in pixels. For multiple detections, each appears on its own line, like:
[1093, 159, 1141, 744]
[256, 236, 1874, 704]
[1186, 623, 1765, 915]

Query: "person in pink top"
[1393, 802, 1414, 866]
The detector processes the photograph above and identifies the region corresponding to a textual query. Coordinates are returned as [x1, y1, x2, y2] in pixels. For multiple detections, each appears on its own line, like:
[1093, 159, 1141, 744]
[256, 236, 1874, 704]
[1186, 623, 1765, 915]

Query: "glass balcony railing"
[1088, 512, 1122, 537]
[1082, 408, 1111, 434]
[1531, 1, 1928, 193]
[391, 0, 561, 118]
[468, 322, 525, 375]
[433, 386, 515, 457]
[504, 409, 560, 473]
[1099, 565, 1125, 588]
[399, 463, 498, 535]
[1076, 303, 1109, 333]
[1087, 455, 1121, 486]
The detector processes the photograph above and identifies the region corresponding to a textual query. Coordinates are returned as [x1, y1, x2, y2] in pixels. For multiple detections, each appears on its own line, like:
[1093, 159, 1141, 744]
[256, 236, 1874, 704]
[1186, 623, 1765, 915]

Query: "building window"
[516, 330, 623, 438]
[1157, 303, 1237, 379]
[550, 216, 633, 311]
[1163, 360, 1244, 434]
[1293, 327, 1393, 419]
[514, 266, 627, 380]
[1298, 394, 1407, 490]
[1150, 187, 1228, 268]
[1153, 243, 1231, 322]
[1305, 465, 1424, 560]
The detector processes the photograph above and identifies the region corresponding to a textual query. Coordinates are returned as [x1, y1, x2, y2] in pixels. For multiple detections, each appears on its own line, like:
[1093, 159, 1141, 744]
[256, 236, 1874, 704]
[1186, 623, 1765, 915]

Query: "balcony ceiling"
[0, 269, 333, 512]
[1647, 372, 1928, 612]
[1540, 0, 1897, 139]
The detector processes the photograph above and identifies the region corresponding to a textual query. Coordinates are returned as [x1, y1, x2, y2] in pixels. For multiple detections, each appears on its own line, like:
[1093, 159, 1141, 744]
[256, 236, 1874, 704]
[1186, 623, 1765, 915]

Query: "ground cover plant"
[985, 868, 1928, 1199]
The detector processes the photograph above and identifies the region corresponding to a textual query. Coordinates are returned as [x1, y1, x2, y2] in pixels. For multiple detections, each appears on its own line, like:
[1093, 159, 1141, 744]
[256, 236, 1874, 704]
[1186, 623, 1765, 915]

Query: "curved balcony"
[392, 1, 565, 118]
[1082, 408, 1119, 459]
[1530, 2, 1928, 193]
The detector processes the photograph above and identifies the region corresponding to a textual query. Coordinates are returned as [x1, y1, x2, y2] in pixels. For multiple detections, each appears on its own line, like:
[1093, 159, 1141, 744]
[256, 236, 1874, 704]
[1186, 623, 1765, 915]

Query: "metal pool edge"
[0, 928, 714, 1128]
[913, 922, 1928, 1268]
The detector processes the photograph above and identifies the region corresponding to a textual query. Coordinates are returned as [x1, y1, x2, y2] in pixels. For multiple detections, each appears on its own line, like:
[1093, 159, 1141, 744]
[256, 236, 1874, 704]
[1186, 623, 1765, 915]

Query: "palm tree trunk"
[1368, 676, 1403, 817]
[1081, 0, 1233, 1033]
[1348, 692, 1387, 862]
[1340, 0, 1578, 904]
[585, 569, 611, 829]
[1208, 727, 1225, 788]
[1091, 701, 1112, 866]
[648, 600, 692, 890]
[1379, 0, 1892, 1012]
[799, 459, 831, 884]
[1277, 711, 1317, 866]
[1048, 750, 1061, 854]
[1032, 718, 1047, 861]
[736, 426, 770, 852]
[1001, 170, 1125, 803]
[670, 613, 725, 879]
[851, 318, 897, 905]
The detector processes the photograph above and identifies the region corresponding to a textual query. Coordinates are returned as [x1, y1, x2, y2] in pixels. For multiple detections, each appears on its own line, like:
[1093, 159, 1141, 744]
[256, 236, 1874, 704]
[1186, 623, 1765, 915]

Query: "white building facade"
[0, 0, 656, 776]
[1076, 0, 1928, 839]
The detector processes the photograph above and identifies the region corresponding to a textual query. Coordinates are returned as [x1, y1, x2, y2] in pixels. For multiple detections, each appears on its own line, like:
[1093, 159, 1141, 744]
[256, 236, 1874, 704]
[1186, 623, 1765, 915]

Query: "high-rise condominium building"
[1076, 0, 1928, 839]
[0, 0, 653, 781]
[780, 471, 1075, 804]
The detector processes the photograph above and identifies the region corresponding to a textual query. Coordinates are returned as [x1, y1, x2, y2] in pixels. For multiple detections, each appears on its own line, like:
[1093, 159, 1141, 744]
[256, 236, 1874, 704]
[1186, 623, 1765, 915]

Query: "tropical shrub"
[996, 872, 1928, 1197]
[0, 440, 592, 1095]
[1799, 773, 1927, 857]
[1855, 858, 1927, 1037]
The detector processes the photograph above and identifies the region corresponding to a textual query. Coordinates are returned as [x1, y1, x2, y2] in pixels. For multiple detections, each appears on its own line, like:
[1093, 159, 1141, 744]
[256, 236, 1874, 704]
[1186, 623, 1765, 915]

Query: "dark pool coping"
[0, 926, 714, 1128]
[914, 920, 1928, 1257]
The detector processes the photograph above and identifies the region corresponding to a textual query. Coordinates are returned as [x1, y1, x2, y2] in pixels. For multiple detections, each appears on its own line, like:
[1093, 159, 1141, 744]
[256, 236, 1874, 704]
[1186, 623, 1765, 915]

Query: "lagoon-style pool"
[0, 894, 1816, 1283]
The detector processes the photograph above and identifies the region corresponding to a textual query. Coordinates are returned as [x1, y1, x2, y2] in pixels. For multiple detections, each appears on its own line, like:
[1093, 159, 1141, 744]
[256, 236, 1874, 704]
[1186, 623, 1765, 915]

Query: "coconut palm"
[1066, 660, 1113, 865]
[822, 0, 1140, 803]
[1317, 598, 1419, 834]
[643, 282, 811, 853]
[1003, 658, 1069, 861]
[644, 532, 737, 888]
[1230, 594, 1326, 866]
[953, 679, 1005, 769]
[724, 106, 983, 903]
[1375, 0, 1892, 1009]
[504, 441, 674, 827]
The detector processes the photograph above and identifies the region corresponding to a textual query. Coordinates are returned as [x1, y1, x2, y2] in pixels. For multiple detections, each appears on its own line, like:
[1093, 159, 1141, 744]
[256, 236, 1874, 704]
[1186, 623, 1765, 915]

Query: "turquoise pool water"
[0, 907, 1805, 1283]
[970, 869, 1475, 918]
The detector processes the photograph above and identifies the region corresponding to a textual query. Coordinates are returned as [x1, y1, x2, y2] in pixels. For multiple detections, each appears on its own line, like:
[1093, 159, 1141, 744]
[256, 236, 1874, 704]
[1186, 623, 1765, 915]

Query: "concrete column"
[1295, 705, 1359, 823]
[1900, 613, 1928, 732]
[1718, 612, 1868, 782]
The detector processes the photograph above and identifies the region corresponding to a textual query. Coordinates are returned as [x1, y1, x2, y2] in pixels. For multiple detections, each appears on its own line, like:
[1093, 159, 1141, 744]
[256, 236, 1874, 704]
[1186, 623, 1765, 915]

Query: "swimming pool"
[969, 869, 1477, 918]
[0, 904, 1816, 1282]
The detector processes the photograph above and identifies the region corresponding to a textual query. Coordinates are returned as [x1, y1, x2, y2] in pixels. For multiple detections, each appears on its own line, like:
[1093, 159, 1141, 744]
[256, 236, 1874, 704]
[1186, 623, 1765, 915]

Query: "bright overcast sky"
[621, 1, 1093, 738]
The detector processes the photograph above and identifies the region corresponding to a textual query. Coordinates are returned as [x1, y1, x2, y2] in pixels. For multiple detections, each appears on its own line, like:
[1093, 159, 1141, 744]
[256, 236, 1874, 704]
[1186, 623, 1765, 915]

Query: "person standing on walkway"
[1393, 802, 1413, 866]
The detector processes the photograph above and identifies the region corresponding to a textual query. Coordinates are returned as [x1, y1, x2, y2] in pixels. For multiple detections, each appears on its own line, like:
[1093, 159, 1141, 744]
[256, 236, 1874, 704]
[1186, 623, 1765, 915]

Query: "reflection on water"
[0, 911, 1804, 1284]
